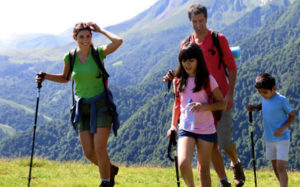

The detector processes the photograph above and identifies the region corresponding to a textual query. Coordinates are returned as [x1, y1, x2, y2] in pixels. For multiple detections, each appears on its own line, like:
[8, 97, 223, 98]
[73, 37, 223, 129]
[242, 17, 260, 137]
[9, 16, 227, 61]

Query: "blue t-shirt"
[262, 93, 293, 142]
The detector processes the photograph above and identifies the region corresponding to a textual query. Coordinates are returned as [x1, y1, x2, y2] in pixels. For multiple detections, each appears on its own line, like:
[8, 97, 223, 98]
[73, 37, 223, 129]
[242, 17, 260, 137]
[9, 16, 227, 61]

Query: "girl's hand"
[167, 127, 177, 139]
[189, 102, 206, 112]
[87, 22, 101, 33]
[163, 70, 175, 82]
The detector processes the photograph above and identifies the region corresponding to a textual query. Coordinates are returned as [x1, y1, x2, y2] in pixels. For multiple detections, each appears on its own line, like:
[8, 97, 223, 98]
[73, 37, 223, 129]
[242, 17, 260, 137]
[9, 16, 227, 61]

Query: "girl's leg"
[276, 160, 288, 187]
[271, 160, 280, 181]
[94, 127, 111, 179]
[79, 131, 98, 165]
[178, 137, 196, 187]
[210, 143, 227, 179]
[196, 139, 214, 187]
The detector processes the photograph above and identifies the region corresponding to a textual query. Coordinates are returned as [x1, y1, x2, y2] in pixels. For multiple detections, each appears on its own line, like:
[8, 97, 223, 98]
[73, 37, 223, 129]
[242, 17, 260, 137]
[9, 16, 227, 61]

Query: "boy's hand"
[247, 105, 255, 112]
[274, 127, 285, 137]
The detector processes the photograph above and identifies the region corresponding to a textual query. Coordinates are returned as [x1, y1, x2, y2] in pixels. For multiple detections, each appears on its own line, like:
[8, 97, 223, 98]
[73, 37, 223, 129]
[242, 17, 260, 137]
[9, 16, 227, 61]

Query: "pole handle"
[36, 73, 45, 89]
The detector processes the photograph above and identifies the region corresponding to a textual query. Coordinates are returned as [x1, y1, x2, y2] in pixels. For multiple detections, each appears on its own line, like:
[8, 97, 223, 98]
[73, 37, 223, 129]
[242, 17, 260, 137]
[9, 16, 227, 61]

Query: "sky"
[0, 0, 159, 41]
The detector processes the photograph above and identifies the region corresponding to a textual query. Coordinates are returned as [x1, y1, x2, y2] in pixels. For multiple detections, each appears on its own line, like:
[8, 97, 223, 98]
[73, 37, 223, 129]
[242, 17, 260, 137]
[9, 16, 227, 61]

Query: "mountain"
[0, 0, 298, 170]
[0, 33, 73, 52]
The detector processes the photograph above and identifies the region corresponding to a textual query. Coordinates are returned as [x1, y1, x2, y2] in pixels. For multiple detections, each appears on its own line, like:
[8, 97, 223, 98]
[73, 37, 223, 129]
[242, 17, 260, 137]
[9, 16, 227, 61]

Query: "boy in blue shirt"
[247, 73, 295, 187]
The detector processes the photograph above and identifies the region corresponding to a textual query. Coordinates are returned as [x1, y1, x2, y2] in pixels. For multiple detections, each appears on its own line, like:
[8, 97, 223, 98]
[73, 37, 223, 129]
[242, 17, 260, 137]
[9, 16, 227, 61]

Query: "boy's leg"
[276, 160, 288, 187]
[196, 138, 214, 187]
[271, 160, 280, 181]
[178, 136, 196, 187]
[276, 140, 290, 187]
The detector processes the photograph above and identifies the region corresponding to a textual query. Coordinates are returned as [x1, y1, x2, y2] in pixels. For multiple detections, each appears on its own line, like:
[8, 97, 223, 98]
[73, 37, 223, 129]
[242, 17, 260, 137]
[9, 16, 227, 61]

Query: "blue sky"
[0, 0, 158, 41]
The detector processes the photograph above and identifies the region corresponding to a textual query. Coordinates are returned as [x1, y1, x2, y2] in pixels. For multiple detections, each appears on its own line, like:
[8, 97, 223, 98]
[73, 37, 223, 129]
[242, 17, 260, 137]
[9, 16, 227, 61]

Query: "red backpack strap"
[174, 78, 181, 110]
[204, 78, 213, 105]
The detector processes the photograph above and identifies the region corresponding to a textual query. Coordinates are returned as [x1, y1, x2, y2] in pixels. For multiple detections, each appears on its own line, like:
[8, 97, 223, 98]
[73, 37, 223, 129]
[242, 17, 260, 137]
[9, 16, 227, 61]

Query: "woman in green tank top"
[35, 22, 122, 187]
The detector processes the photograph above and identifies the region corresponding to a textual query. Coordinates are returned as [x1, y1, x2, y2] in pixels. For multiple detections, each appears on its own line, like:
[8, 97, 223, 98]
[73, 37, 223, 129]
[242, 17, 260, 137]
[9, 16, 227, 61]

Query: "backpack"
[183, 31, 228, 77]
[174, 77, 222, 126]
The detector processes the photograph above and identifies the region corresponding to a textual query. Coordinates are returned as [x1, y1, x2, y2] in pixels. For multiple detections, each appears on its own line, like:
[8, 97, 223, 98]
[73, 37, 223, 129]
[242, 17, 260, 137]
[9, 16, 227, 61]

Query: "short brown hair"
[188, 4, 207, 20]
[73, 22, 92, 36]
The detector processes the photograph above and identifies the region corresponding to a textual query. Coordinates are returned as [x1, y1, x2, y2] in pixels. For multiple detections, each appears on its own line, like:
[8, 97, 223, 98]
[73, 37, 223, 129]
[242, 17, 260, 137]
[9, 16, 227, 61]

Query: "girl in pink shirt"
[168, 43, 225, 187]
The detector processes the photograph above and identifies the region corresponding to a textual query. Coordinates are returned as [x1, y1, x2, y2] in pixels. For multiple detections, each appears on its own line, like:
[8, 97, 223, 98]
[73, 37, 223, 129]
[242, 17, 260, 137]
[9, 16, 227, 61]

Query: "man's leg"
[217, 111, 245, 186]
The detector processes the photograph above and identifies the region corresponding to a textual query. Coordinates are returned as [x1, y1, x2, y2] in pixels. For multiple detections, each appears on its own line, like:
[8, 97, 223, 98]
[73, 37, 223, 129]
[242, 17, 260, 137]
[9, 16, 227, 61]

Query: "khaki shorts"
[216, 110, 234, 149]
[76, 98, 112, 132]
[266, 140, 290, 161]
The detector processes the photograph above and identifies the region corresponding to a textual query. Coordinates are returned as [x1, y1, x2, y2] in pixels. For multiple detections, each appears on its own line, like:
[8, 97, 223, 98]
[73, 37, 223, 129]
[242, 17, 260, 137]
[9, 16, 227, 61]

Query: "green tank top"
[64, 46, 106, 99]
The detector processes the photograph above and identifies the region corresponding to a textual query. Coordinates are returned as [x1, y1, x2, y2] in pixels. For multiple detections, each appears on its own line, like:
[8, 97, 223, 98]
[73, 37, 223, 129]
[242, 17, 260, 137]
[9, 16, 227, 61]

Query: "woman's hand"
[35, 72, 46, 83]
[87, 22, 102, 33]
[167, 127, 177, 139]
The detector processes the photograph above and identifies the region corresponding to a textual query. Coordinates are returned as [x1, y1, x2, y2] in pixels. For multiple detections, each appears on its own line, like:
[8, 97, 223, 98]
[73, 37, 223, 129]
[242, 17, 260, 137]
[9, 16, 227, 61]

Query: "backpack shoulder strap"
[211, 31, 228, 77]
[67, 48, 76, 81]
[174, 78, 181, 111]
[90, 45, 110, 82]
[181, 35, 191, 48]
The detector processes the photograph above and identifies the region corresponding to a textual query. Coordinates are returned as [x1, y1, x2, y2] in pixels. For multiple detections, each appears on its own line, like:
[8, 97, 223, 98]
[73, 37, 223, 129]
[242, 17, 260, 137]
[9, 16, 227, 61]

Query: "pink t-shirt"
[178, 75, 218, 134]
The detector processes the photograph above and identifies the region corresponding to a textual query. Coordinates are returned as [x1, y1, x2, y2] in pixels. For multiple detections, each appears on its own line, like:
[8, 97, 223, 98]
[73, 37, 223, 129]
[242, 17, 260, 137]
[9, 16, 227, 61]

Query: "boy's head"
[255, 73, 277, 99]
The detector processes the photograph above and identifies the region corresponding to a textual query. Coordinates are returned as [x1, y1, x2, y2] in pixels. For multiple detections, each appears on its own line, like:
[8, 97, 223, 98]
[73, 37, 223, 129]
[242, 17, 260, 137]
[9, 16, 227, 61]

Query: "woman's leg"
[178, 137, 196, 187]
[79, 131, 98, 165]
[196, 138, 214, 187]
[94, 127, 111, 179]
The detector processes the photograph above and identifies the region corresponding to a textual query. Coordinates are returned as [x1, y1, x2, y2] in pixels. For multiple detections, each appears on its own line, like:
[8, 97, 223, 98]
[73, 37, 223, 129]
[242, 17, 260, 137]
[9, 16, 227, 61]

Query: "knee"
[218, 139, 233, 150]
[179, 158, 191, 170]
[84, 149, 96, 160]
[276, 164, 286, 174]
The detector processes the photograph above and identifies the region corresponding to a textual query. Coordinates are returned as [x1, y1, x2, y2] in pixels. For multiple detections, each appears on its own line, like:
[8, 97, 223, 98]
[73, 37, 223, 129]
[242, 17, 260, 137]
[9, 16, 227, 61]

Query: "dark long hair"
[175, 42, 209, 93]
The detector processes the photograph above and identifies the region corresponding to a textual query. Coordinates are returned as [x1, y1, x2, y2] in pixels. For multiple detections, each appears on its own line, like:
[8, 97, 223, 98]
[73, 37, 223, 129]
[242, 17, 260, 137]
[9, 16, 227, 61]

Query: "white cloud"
[0, 0, 158, 40]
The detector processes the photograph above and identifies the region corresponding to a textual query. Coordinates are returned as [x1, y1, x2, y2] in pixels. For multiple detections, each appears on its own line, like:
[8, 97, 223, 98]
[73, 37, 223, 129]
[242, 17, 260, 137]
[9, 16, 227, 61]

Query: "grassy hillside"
[1, 158, 300, 187]
[0, 124, 16, 141]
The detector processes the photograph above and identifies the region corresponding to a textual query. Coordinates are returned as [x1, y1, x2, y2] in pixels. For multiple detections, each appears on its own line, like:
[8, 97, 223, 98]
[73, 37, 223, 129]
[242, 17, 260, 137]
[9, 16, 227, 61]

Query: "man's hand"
[224, 93, 234, 111]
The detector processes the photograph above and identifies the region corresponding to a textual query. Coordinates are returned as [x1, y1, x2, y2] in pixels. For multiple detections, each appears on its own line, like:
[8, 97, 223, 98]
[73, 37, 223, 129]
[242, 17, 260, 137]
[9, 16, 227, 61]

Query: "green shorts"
[76, 98, 112, 132]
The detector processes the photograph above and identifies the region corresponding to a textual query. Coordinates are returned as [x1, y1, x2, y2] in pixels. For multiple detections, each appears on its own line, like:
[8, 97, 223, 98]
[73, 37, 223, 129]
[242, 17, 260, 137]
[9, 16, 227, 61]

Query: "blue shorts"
[178, 129, 217, 143]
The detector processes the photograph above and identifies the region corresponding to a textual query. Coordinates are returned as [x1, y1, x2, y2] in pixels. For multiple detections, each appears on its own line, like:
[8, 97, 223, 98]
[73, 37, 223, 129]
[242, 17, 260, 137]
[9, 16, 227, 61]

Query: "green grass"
[1, 158, 300, 187]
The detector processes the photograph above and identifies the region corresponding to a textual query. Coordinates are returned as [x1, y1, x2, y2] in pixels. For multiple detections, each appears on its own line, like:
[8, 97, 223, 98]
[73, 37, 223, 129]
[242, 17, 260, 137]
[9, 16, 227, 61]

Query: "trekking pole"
[167, 130, 180, 187]
[28, 75, 43, 187]
[249, 111, 257, 187]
